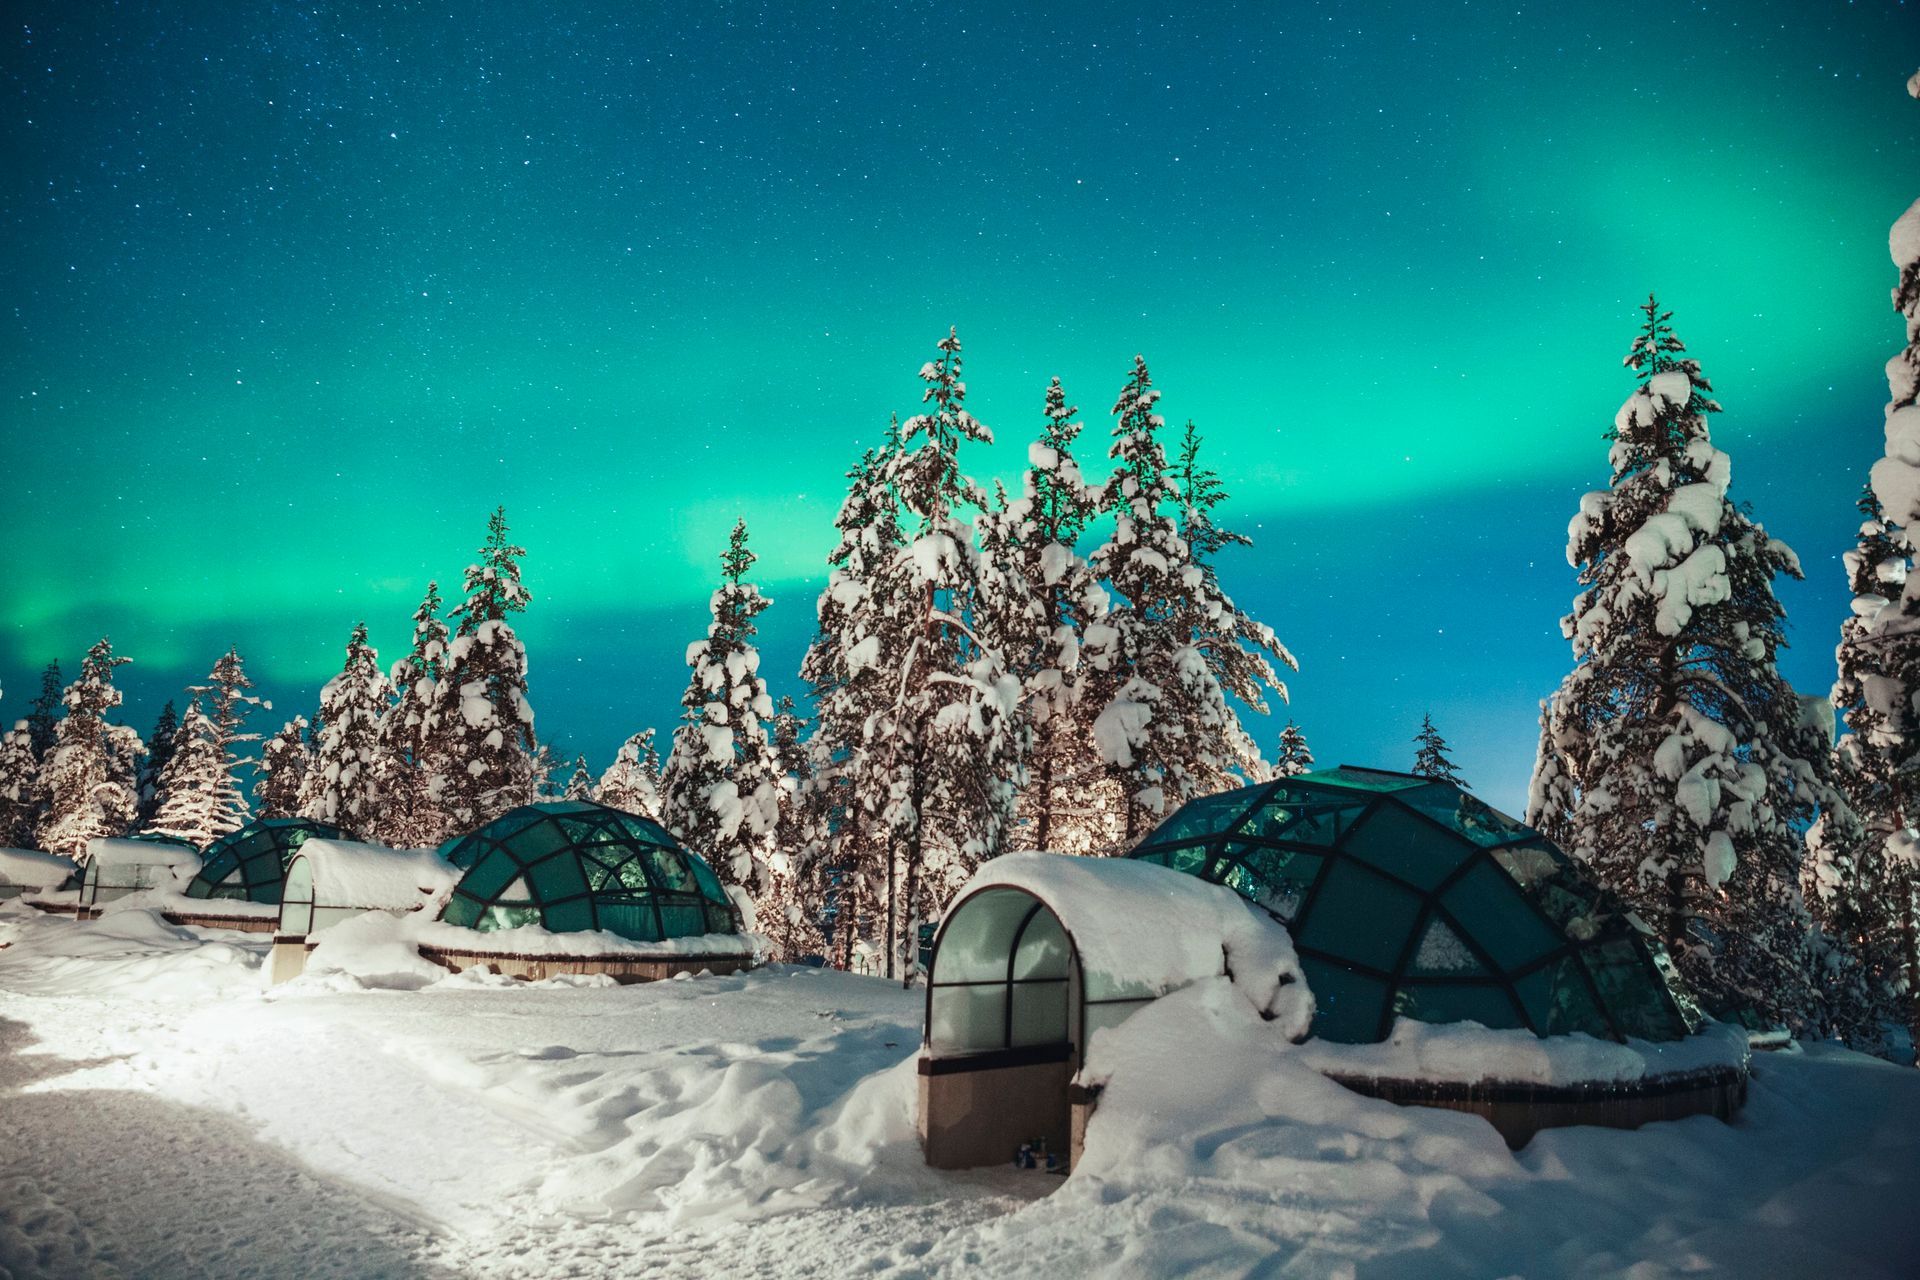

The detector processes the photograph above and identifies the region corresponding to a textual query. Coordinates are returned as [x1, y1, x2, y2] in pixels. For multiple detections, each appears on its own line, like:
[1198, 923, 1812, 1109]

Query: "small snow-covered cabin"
[270, 839, 457, 984]
[0, 847, 79, 903]
[420, 801, 758, 982]
[176, 818, 346, 932]
[79, 835, 202, 917]
[920, 852, 1302, 1170]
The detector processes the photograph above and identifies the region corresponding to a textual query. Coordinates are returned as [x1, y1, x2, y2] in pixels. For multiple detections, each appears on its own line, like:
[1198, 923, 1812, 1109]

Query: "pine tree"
[373, 582, 453, 847]
[859, 333, 1028, 977]
[1169, 419, 1299, 791]
[596, 729, 663, 820]
[35, 639, 144, 860]
[660, 520, 781, 896]
[26, 662, 61, 760]
[1529, 297, 1836, 1030]
[255, 715, 313, 819]
[1411, 714, 1467, 787]
[1273, 720, 1314, 779]
[183, 647, 267, 840]
[300, 623, 391, 834]
[994, 377, 1117, 854]
[136, 701, 179, 826]
[799, 427, 909, 968]
[1086, 357, 1291, 845]
[562, 755, 595, 802]
[761, 695, 826, 960]
[145, 699, 234, 846]
[0, 720, 40, 848]
[427, 508, 538, 831]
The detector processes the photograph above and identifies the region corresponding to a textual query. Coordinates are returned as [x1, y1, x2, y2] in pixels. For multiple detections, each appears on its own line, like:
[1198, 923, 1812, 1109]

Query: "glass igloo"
[184, 818, 346, 903]
[1127, 766, 1698, 1045]
[437, 801, 740, 941]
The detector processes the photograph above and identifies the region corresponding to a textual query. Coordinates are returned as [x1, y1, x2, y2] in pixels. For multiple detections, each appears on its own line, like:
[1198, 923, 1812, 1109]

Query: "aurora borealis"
[3, 2, 1916, 811]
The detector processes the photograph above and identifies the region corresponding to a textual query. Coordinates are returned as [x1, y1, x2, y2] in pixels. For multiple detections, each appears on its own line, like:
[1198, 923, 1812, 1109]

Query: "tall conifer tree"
[597, 729, 663, 820]
[300, 623, 391, 833]
[374, 582, 453, 846]
[35, 639, 143, 860]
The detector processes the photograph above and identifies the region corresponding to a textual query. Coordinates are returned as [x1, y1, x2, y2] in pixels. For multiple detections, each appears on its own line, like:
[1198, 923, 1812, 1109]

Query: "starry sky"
[3, 1, 1916, 815]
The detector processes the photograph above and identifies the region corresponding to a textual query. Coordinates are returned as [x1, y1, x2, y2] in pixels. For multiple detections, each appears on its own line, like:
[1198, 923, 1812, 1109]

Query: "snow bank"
[1296, 1016, 1749, 1087]
[85, 837, 202, 872]
[0, 904, 262, 998]
[99, 888, 279, 920]
[959, 852, 1311, 1028]
[295, 911, 454, 991]
[295, 838, 455, 909]
[410, 916, 760, 958]
[0, 848, 76, 891]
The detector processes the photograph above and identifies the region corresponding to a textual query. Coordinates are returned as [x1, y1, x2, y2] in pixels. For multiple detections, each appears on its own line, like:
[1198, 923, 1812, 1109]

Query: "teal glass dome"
[437, 801, 740, 941]
[184, 818, 346, 903]
[1127, 766, 1700, 1045]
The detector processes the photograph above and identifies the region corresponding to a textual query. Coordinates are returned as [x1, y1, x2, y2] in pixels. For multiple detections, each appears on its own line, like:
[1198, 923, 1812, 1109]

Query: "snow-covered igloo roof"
[184, 818, 346, 905]
[1126, 766, 1700, 1045]
[286, 839, 457, 912]
[435, 801, 741, 944]
[0, 846, 79, 890]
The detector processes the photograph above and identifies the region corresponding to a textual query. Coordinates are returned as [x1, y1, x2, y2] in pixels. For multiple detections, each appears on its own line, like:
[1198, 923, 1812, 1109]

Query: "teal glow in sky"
[3, 2, 1916, 811]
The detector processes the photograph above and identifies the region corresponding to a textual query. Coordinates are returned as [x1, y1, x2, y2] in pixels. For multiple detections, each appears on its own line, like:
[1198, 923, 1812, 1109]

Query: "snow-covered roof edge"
[86, 837, 203, 871]
[1295, 1016, 1750, 1088]
[0, 847, 79, 889]
[294, 839, 457, 910]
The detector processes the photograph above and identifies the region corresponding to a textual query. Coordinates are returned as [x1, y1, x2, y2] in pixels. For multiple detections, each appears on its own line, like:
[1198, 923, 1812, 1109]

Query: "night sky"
[3, 2, 1915, 815]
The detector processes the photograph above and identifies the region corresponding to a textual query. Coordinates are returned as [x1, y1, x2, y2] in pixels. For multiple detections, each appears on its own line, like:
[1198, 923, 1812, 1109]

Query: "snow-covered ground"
[2, 904, 1917, 1279]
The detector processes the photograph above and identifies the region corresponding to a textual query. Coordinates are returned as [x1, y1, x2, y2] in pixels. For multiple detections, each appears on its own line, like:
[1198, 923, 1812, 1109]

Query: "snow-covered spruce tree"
[759, 695, 825, 961]
[994, 377, 1117, 854]
[1273, 720, 1314, 779]
[188, 647, 267, 839]
[660, 519, 781, 897]
[1086, 358, 1292, 845]
[144, 700, 235, 845]
[1169, 419, 1299, 791]
[26, 662, 62, 761]
[255, 715, 312, 819]
[799, 427, 909, 968]
[135, 700, 179, 826]
[596, 728, 663, 820]
[372, 582, 453, 847]
[427, 508, 538, 831]
[1411, 714, 1468, 787]
[0, 719, 41, 848]
[1529, 297, 1837, 1029]
[561, 755, 594, 802]
[35, 639, 144, 860]
[299, 623, 392, 834]
[862, 331, 1026, 977]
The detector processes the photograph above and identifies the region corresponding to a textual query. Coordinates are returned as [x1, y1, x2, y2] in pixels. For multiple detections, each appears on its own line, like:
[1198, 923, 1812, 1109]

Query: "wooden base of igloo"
[414, 944, 756, 984]
[1326, 1064, 1748, 1149]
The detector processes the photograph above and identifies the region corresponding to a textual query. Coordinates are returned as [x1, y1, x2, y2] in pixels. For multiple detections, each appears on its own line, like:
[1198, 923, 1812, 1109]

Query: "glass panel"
[283, 857, 313, 906]
[457, 851, 523, 903]
[1233, 797, 1367, 847]
[281, 899, 314, 936]
[1488, 841, 1567, 888]
[1392, 982, 1526, 1031]
[1011, 908, 1071, 981]
[1341, 802, 1469, 892]
[1141, 788, 1263, 845]
[82, 860, 100, 904]
[1130, 842, 1212, 878]
[1294, 859, 1422, 973]
[686, 854, 728, 904]
[441, 893, 482, 928]
[644, 848, 696, 893]
[704, 901, 737, 934]
[528, 855, 589, 903]
[1396, 788, 1533, 847]
[1297, 956, 1390, 1043]
[1216, 843, 1322, 922]
[1300, 767, 1430, 793]
[932, 889, 1040, 984]
[1406, 918, 1487, 976]
[1010, 982, 1069, 1047]
[1582, 939, 1689, 1041]
[613, 857, 654, 892]
[542, 897, 595, 933]
[1512, 954, 1610, 1037]
[929, 985, 1009, 1054]
[658, 902, 706, 937]
[597, 902, 663, 942]
[509, 818, 571, 862]
[478, 904, 542, 932]
[1439, 859, 1565, 975]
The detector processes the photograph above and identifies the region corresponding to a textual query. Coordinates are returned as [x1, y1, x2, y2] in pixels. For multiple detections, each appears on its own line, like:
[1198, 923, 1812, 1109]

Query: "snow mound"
[0, 848, 77, 892]
[1296, 1016, 1749, 1087]
[0, 905, 263, 998]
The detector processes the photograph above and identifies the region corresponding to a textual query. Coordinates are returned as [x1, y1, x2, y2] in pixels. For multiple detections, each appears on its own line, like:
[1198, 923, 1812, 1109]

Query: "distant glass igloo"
[184, 817, 347, 905]
[1126, 766, 1699, 1045]
[437, 801, 741, 942]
